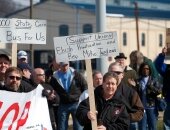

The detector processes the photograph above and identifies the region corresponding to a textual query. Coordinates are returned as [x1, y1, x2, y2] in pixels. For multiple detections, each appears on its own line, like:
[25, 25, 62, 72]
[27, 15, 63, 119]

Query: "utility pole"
[96, 0, 108, 74]
[30, 0, 34, 67]
[134, 2, 140, 51]
[76, 6, 80, 70]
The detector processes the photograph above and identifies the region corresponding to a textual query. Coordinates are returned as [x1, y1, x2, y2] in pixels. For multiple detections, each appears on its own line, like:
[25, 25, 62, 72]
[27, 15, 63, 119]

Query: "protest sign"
[0, 18, 46, 44]
[0, 85, 52, 130]
[54, 31, 118, 62]
[0, 18, 46, 66]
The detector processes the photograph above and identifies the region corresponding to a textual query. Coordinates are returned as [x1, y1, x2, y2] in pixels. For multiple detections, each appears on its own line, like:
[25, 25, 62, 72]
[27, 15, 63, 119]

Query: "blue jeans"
[138, 108, 158, 130]
[164, 102, 170, 130]
[130, 122, 138, 130]
[57, 102, 83, 130]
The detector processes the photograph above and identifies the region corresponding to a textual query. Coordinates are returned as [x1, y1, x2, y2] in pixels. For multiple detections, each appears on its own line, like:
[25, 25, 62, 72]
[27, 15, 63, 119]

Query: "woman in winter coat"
[137, 62, 162, 130]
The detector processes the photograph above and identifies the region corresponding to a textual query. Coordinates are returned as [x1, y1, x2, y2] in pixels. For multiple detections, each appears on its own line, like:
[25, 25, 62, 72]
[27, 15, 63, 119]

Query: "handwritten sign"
[0, 18, 46, 44]
[54, 31, 118, 62]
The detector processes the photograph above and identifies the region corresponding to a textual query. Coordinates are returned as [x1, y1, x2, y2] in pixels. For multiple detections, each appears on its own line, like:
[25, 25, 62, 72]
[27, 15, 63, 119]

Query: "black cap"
[0, 54, 10, 61]
[114, 53, 127, 59]
[17, 63, 32, 72]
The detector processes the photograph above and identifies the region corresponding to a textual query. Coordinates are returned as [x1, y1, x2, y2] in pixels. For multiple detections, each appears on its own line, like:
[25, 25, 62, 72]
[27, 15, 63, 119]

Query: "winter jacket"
[136, 76, 161, 108]
[123, 65, 138, 88]
[50, 68, 87, 104]
[76, 86, 130, 130]
[116, 81, 144, 122]
[38, 83, 60, 123]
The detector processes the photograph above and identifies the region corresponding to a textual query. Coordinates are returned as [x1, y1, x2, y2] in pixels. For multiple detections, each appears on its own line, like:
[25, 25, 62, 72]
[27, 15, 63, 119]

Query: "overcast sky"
[13, 0, 40, 6]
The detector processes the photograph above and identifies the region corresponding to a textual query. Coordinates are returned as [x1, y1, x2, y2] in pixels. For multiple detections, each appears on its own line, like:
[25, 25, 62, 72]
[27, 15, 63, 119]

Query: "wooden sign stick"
[85, 59, 97, 130]
[11, 43, 17, 67]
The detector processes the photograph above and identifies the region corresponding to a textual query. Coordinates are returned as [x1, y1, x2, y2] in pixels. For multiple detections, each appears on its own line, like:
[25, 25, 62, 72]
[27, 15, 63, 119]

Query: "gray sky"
[13, 0, 40, 6]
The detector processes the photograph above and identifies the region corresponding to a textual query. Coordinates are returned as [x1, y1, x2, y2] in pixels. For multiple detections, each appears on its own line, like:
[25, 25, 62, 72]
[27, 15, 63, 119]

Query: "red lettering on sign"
[0, 101, 31, 129]
[16, 101, 31, 130]
[0, 103, 19, 130]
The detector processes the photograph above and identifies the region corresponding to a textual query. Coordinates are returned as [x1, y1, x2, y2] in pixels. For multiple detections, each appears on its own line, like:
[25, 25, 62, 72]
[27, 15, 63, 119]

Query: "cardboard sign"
[53, 31, 118, 62]
[0, 18, 46, 44]
[166, 28, 170, 55]
[0, 85, 52, 130]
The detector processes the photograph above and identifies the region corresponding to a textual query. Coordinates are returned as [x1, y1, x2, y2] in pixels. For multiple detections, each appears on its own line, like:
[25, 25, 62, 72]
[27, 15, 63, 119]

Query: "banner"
[0, 18, 46, 44]
[53, 31, 118, 62]
[0, 85, 52, 130]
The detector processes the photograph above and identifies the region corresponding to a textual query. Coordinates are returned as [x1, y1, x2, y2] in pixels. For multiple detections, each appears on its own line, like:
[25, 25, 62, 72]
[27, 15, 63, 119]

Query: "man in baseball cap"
[17, 50, 28, 64]
[59, 61, 69, 66]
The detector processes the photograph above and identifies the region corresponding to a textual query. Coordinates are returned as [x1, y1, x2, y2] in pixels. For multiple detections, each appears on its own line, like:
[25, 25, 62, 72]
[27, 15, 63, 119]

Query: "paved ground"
[158, 111, 163, 120]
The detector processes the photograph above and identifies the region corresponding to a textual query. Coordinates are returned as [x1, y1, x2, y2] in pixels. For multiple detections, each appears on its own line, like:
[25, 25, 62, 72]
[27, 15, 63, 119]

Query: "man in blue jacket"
[50, 61, 87, 130]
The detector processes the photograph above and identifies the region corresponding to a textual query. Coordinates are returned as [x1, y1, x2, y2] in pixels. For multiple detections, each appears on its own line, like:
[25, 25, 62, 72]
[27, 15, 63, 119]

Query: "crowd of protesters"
[0, 47, 169, 130]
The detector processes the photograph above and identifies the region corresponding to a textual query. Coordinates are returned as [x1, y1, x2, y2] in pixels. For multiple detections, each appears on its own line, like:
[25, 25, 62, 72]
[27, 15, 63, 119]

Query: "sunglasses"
[8, 76, 22, 81]
[111, 71, 122, 75]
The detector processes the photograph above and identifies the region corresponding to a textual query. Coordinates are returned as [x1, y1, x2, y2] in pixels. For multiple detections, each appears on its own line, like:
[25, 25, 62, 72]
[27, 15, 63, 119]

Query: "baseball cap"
[17, 63, 32, 72]
[0, 54, 10, 61]
[17, 50, 28, 60]
[59, 61, 69, 66]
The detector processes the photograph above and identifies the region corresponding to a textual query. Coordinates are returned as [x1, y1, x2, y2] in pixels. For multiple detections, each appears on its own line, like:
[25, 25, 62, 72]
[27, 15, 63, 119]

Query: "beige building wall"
[1, 0, 170, 65]
[107, 17, 170, 64]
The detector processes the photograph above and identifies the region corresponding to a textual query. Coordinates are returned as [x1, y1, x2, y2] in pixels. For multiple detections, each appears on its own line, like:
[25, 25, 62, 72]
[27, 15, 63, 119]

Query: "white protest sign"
[54, 31, 118, 62]
[0, 85, 52, 130]
[0, 18, 46, 44]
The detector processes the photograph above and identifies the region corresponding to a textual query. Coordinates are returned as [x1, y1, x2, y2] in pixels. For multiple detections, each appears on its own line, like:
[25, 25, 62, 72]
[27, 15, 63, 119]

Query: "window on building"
[83, 24, 93, 33]
[59, 25, 69, 36]
[114, 0, 120, 5]
[123, 32, 127, 46]
[141, 33, 145, 46]
[34, 50, 55, 69]
[159, 34, 163, 47]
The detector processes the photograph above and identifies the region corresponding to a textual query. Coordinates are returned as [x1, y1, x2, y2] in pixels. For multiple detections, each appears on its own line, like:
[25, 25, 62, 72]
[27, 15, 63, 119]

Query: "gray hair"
[108, 62, 124, 72]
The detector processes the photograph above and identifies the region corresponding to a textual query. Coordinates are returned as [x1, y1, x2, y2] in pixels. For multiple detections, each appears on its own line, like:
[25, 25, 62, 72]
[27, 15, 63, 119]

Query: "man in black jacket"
[108, 62, 144, 130]
[76, 72, 130, 130]
[32, 68, 60, 130]
[50, 61, 87, 130]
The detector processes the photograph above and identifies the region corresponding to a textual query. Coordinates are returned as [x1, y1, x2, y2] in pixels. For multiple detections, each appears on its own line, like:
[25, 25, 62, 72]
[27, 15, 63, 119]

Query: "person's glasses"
[37, 74, 45, 76]
[111, 71, 122, 75]
[8, 76, 22, 81]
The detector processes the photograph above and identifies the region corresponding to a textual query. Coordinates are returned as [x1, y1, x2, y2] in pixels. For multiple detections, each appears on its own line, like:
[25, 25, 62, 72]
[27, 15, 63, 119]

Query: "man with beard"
[2, 67, 33, 92]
